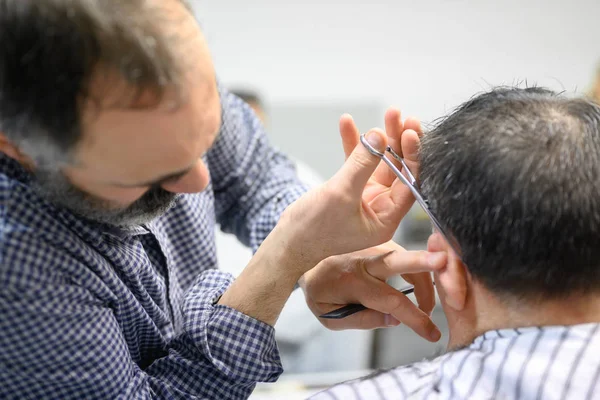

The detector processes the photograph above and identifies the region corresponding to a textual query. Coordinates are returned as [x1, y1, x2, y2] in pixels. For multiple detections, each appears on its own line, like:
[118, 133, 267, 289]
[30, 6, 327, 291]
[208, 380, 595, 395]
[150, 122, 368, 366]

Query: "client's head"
[419, 87, 600, 347]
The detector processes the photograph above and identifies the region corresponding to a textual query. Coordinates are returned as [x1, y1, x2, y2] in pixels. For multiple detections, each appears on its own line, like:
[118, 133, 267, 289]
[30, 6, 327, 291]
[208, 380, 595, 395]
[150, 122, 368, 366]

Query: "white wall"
[193, 0, 600, 123]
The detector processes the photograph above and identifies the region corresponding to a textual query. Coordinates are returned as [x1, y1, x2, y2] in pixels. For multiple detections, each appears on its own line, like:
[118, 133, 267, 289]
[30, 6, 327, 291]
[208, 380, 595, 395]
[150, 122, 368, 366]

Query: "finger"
[320, 309, 401, 331]
[373, 108, 405, 186]
[360, 286, 441, 342]
[401, 129, 421, 179]
[340, 114, 360, 160]
[364, 176, 414, 229]
[365, 246, 441, 316]
[372, 129, 421, 218]
[332, 273, 440, 341]
[408, 272, 436, 316]
[366, 250, 447, 281]
[389, 297, 441, 342]
[384, 107, 404, 154]
[382, 176, 418, 221]
[403, 117, 423, 136]
[331, 129, 387, 198]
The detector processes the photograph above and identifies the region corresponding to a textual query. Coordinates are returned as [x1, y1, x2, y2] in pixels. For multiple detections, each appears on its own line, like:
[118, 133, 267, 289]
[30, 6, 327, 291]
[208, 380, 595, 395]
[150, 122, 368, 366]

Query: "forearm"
[218, 224, 317, 326]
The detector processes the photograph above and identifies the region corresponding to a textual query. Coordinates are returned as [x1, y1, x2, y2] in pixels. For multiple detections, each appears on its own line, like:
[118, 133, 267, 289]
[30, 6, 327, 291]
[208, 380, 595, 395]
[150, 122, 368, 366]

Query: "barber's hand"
[340, 107, 423, 212]
[297, 108, 443, 341]
[299, 241, 445, 342]
[278, 109, 422, 270]
[219, 107, 427, 327]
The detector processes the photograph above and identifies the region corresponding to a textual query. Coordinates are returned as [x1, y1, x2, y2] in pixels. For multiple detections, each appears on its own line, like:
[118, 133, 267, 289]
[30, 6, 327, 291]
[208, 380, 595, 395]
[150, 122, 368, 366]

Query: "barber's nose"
[161, 160, 210, 194]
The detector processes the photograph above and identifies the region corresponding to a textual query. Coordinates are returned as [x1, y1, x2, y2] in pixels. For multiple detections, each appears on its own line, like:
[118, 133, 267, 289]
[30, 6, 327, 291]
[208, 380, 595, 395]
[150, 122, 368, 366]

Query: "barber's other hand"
[299, 241, 445, 342]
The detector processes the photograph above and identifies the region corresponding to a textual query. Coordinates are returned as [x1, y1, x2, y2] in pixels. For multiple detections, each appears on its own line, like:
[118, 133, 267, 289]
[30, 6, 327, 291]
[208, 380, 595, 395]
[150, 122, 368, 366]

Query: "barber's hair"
[420, 87, 600, 300]
[0, 0, 190, 166]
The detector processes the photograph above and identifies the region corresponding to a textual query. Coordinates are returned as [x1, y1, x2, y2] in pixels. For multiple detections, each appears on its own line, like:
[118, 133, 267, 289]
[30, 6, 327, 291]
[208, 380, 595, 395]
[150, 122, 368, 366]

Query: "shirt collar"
[474, 322, 600, 345]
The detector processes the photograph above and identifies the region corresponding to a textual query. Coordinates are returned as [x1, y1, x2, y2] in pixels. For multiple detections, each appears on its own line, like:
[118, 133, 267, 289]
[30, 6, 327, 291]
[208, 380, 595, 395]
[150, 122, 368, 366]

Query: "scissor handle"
[360, 134, 386, 157]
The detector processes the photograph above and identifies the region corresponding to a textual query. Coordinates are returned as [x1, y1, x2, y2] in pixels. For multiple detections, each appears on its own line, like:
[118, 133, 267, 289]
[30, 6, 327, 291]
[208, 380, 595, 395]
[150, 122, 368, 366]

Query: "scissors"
[319, 134, 460, 320]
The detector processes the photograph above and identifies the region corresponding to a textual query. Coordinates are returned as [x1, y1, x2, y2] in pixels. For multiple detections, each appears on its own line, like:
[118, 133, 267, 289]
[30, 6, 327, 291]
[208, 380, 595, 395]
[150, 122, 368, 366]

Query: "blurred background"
[190, 0, 600, 397]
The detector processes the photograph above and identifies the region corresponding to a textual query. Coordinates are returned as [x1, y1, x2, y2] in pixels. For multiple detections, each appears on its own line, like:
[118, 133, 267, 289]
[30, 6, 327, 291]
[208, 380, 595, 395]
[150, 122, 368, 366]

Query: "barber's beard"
[32, 169, 180, 228]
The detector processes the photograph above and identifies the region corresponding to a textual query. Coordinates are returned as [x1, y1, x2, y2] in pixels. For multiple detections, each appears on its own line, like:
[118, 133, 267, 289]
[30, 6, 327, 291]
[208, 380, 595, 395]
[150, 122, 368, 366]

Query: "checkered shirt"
[0, 89, 308, 399]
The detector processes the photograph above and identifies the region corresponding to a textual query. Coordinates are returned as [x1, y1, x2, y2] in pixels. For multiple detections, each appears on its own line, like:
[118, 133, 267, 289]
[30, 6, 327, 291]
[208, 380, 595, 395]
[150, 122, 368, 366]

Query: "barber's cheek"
[162, 161, 211, 194]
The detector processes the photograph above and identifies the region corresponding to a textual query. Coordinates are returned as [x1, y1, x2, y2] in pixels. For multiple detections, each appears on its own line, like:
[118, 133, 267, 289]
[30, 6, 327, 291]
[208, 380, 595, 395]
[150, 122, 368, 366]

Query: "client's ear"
[427, 233, 468, 311]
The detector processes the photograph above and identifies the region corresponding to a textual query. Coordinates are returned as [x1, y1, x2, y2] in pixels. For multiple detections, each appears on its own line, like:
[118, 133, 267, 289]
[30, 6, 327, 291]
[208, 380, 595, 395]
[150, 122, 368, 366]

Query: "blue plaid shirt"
[0, 90, 308, 399]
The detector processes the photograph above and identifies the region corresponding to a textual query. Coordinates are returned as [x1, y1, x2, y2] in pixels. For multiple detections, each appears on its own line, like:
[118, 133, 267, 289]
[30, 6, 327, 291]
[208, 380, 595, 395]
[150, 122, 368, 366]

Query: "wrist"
[274, 209, 329, 272]
[216, 225, 318, 326]
[260, 224, 316, 279]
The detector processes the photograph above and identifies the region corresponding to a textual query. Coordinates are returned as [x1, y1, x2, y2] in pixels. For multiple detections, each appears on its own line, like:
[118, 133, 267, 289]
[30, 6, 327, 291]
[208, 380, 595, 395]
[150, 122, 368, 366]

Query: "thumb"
[332, 129, 387, 196]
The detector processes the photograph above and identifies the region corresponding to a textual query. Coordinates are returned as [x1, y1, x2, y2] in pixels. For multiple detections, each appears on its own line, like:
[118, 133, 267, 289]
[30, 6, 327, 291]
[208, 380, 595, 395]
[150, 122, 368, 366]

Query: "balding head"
[420, 87, 600, 301]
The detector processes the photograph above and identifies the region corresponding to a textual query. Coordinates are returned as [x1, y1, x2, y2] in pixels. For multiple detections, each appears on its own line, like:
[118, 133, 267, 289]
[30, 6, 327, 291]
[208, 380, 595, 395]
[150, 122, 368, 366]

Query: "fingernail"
[365, 130, 384, 151]
[430, 327, 442, 341]
[428, 252, 446, 268]
[385, 314, 400, 327]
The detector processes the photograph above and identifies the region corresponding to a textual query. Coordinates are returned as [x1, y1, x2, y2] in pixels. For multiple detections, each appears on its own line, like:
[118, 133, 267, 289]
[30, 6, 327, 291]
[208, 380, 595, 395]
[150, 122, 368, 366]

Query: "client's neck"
[448, 286, 600, 349]
[500, 293, 600, 328]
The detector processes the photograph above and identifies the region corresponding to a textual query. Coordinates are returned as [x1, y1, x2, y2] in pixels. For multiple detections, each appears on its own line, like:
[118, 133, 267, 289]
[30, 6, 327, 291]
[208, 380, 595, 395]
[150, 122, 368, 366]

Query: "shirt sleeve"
[0, 266, 282, 400]
[208, 88, 309, 251]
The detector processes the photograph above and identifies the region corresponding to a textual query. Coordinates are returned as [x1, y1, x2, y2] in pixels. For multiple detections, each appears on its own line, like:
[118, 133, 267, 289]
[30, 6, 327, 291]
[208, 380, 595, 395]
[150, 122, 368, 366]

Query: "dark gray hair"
[0, 0, 190, 167]
[420, 87, 600, 300]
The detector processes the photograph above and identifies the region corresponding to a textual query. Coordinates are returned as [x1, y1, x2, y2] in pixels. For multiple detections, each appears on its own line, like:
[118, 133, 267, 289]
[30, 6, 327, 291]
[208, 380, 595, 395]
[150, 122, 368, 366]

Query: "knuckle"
[354, 256, 368, 272]
[384, 294, 405, 313]
[378, 259, 393, 276]
[339, 262, 359, 283]
[352, 152, 374, 170]
[413, 313, 431, 329]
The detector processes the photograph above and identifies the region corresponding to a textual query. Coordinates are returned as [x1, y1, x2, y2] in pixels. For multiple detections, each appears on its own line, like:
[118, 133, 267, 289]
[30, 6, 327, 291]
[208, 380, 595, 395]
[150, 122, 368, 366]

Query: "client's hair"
[589, 63, 600, 104]
[420, 87, 600, 300]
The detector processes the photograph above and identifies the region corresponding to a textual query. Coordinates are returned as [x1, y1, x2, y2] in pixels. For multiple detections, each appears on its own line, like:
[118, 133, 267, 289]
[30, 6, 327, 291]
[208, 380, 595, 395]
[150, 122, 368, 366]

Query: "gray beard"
[32, 169, 180, 227]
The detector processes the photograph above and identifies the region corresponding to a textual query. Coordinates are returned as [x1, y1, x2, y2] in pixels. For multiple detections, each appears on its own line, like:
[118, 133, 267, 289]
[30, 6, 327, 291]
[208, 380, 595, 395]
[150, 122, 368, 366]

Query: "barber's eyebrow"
[113, 164, 195, 188]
